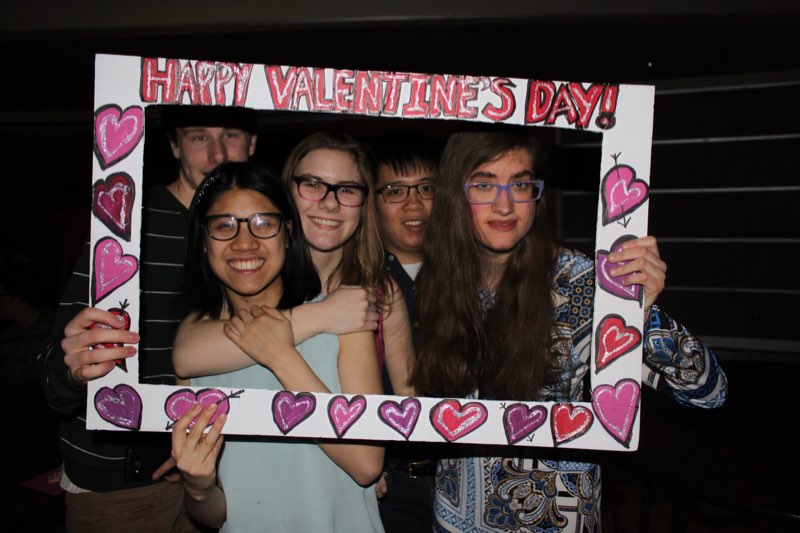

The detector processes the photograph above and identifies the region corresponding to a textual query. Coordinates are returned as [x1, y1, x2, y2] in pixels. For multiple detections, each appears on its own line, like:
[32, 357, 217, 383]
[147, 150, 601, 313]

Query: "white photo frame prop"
[86, 54, 654, 451]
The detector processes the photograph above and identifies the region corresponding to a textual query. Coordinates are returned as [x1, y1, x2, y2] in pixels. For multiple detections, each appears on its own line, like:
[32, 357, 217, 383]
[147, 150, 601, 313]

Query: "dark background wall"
[1, 2, 799, 530]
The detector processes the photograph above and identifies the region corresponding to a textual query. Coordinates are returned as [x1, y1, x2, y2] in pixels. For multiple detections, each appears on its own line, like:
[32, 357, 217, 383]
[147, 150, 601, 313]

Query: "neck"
[388, 248, 423, 265]
[166, 176, 194, 209]
[482, 251, 510, 292]
[310, 248, 344, 294]
[225, 282, 283, 315]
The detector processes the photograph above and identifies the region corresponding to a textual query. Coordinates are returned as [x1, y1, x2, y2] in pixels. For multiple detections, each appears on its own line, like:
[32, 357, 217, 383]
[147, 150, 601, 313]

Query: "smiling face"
[290, 148, 364, 256]
[375, 163, 434, 264]
[204, 188, 285, 309]
[467, 148, 537, 265]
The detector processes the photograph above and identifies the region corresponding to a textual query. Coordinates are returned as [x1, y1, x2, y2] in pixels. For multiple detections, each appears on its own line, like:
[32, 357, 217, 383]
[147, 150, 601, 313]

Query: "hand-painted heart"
[272, 391, 316, 435]
[502, 403, 547, 445]
[596, 314, 642, 371]
[94, 104, 144, 170]
[94, 384, 142, 430]
[601, 159, 649, 225]
[378, 398, 421, 440]
[92, 173, 135, 241]
[328, 395, 367, 438]
[592, 379, 640, 447]
[164, 388, 233, 429]
[596, 235, 642, 304]
[430, 400, 488, 442]
[92, 237, 139, 305]
[550, 403, 593, 446]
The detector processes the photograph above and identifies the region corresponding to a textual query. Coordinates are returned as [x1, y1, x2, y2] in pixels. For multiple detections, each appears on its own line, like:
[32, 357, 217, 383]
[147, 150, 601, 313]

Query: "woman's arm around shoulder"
[173, 312, 256, 379]
[379, 279, 416, 397]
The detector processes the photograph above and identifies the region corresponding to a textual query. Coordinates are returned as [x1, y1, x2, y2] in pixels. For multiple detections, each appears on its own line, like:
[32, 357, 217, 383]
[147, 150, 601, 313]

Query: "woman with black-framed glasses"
[170, 161, 386, 532]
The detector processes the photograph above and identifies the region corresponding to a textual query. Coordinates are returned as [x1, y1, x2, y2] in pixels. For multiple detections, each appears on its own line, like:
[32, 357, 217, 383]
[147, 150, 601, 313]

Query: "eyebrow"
[385, 177, 435, 186]
[469, 170, 533, 180]
[297, 174, 365, 186]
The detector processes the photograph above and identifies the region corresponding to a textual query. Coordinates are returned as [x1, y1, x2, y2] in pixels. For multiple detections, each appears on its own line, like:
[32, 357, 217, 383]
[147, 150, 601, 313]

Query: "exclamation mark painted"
[595, 84, 619, 130]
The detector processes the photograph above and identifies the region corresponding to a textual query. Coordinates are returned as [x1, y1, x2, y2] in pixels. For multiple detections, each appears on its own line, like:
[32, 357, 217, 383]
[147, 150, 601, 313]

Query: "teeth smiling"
[229, 258, 265, 271]
[403, 220, 423, 227]
[310, 217, 341, 228]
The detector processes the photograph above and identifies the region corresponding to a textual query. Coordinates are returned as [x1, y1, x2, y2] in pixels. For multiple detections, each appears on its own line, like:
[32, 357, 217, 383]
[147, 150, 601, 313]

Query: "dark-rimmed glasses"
[376, 182, 435, 203]
[292, 176, 368, 207]
[463, 179, 545, 204]
[204, 213, 284, 241]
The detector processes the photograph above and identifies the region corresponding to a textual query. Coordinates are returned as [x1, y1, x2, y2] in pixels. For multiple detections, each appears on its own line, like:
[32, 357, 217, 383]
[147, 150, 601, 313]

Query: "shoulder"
[553, 247, 594, 284]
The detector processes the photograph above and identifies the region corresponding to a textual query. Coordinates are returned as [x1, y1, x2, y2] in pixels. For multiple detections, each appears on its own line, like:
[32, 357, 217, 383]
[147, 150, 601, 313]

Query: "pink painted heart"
[430, 400, 488, 442]
[378, 398, 421, 440]
[94, 104, 144, 169]
[328, 395, 367, 438]
[272, 391, 317, 434]
[596, 235, 642, 304]
[601, 161, 649, 225]
[596, 314, 642, 371]
[92, 173, 135, 241]
[164, 388, 233, 429]
[502, 403, 547, 445]
[92, 237, 139, 305]
[592, 379, 640, 447]
[550, 403, 593, 446]
[94, 384, 142, 430]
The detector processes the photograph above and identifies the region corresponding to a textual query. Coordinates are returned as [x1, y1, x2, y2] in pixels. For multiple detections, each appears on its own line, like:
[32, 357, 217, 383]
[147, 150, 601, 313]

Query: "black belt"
[389, 460, 436, 478]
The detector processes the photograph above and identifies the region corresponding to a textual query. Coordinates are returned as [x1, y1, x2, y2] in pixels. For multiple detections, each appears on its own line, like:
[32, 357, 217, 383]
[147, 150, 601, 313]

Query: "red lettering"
[177, 61, 199, 105]
[547, 84, 579, 125]
[568, 83, 603, 129]
[402, 74, 430, 117]
[382, 73, 407, 115]
[140, 58, 177, 103]
[215, 63, 235, 105]
[231, 64, 253, 106]
[483, 77, 516, 122]
[429, 75, 458, 117]
[195, 62, 216, 105]
[293, 67, 314, 110]
[595, 84, 619, 130]
[313, 70, 334, 111]
[525, 80, 555, 124]
[354, 71, 382, 115]
[334, 70, 354, 112]
[265, 66, 297, 110]
[457, 76, 480, 119]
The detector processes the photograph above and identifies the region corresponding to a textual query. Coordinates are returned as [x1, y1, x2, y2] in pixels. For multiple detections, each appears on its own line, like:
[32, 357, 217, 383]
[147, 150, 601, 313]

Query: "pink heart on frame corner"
[94, 104, 144, 170]
[601, 160, 649, 225]
[92, 237, 139, 305]
[592, 379, 640, 448]
[94, 384, 142, 430]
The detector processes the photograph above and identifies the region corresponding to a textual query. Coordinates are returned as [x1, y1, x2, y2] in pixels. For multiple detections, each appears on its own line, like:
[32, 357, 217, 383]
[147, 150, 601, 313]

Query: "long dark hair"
[184, 161, 321, 319]
[281, 131, 389, 297]
[413, 131, 557, 401]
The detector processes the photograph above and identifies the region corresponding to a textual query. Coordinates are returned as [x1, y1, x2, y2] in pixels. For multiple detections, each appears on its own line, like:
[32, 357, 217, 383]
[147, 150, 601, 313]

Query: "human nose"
[492, 184, 514, 215]
[230, 221, 258, 248]
[318, 187, 341, 211]
[208, 138, 226, 165]
[404, 186, 424, 210]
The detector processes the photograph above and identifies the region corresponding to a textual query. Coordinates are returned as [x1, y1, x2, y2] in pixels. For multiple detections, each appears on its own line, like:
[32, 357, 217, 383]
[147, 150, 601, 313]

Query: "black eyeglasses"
[292, 176, 368, 207]
[204, 213, 284, 241]
[375, 182, 435, 203]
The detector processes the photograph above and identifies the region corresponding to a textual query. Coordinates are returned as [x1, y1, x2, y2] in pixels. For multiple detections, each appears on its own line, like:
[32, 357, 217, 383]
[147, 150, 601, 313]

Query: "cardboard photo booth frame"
[87, 54, 654, 451]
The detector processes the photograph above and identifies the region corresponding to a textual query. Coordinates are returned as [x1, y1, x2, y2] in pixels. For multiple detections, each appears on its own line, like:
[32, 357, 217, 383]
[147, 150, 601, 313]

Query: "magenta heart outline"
[430, 400, 488, 443]
[595, 314, 642, 371]
[272, 391, 317, 435]
[328, 395, 367, 438]
[93, 104, 144, 170]
[94, 384, 142, 430]
[592, 379, 640, 448]
[502, 403, 547, 445]
[92, 172, 135, 241]
[92, 237, 139, 305]
[378, 398, 421, 440]
[596, 235, 642, 304]
[164, 388, 231, 429]
[601, 162, 649, 225]
[550, 403, 594, 446]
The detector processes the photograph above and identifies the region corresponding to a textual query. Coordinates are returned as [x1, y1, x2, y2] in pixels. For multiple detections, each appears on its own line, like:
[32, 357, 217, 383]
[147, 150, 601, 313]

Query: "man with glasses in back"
[371, 136, 441, 532]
